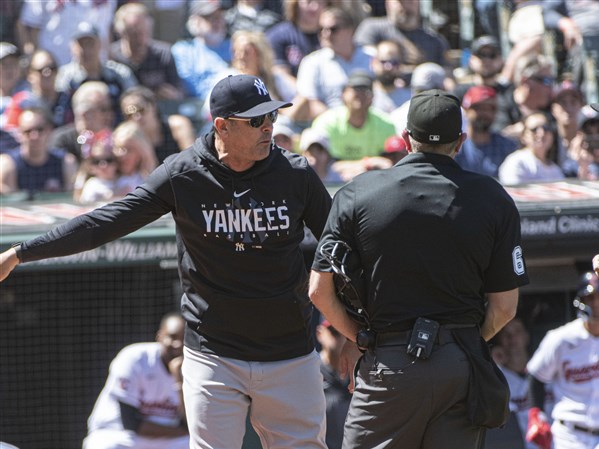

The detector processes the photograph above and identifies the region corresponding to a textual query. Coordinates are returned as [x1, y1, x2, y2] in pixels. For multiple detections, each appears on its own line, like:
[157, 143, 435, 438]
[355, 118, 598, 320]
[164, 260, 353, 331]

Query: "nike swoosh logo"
[233, 189, 251, 198]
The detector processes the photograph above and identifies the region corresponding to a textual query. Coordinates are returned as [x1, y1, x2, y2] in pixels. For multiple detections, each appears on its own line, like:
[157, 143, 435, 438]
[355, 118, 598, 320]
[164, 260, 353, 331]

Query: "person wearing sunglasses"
[291, 6, 373, 123]
[0, 74, 332, 449]
[499, 111, 565, 185]
[498, 53, 556, 139]
[0, 106, 77, 196]
[75, 129, 121, 204]
[370, 40, 411, 114]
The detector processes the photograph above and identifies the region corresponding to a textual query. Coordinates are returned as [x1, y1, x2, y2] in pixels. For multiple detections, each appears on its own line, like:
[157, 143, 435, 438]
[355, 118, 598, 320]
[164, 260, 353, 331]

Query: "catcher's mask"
[318, 240, 369, 326]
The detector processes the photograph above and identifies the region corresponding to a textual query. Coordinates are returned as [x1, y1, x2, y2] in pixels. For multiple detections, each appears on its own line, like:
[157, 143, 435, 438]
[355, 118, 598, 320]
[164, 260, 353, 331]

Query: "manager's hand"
[593, 254, 599, 276]
[0, 247, 19, 282]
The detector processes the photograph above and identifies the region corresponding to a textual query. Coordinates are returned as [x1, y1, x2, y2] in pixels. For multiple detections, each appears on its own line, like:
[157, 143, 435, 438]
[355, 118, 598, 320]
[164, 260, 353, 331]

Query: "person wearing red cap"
[381, 135, 409, 164]
[455, 85, 518, 178]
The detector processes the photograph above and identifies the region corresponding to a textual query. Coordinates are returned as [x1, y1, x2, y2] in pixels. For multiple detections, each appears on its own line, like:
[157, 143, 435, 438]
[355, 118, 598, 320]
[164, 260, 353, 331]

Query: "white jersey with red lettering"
[527, 318, 599, 446]
[87, 342, 182, 432]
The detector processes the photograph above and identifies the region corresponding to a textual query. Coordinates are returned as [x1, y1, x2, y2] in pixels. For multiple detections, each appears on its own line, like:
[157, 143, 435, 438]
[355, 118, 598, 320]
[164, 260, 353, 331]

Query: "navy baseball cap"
[407, 89, 462, 144]
[210, 75, 292, 119]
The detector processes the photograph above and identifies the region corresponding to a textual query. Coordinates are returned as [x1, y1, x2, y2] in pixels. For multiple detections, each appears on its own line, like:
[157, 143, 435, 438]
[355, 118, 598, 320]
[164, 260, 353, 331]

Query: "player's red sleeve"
[526, 407, 552, 449]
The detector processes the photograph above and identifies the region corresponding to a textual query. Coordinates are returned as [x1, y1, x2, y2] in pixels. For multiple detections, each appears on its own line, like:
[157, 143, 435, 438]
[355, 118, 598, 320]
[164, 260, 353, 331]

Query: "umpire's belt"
[376, 325, 475, 347]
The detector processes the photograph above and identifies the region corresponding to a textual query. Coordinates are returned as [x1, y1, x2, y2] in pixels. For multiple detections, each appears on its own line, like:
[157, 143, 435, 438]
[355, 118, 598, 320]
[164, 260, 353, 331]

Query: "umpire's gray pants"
[182, 347, 327, 449]
[343, 339, 485, 449]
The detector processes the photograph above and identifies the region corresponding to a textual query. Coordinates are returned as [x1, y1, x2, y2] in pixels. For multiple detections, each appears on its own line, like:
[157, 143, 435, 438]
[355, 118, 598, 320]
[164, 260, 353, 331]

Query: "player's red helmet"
[576, 271, 599, 300]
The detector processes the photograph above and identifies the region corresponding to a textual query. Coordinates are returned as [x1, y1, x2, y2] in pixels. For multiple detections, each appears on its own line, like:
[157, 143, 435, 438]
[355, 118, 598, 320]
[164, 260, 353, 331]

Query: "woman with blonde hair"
[230, 30, 296, 103]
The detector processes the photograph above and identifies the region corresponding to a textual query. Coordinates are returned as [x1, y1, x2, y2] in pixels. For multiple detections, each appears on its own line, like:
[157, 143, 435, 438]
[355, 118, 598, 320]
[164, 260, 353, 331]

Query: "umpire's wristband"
[11, 243, 23, 263]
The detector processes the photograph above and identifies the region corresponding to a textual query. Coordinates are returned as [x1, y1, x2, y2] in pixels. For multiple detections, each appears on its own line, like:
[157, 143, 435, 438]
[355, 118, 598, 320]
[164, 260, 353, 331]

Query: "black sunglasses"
[527, 124, 551, 133]
[227, 111, 278, 128]
[91, 157, 117, 165]
[475, 51, 499, 59]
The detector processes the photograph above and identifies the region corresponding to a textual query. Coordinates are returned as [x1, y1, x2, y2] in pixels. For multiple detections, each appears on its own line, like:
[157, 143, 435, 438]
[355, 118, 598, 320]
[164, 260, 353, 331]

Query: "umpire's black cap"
[407, 89, 462, 144]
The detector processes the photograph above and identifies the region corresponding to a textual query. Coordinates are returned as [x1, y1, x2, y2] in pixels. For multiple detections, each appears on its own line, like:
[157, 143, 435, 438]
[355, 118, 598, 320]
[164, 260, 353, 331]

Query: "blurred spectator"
[4, 49, 71, 129]
[225, 0, 282, 37]
[265, 0, 326, 86]
[142, 0, 188, 44]
[453, 35, 513, 132]
[381, 134, 408, 165]
[291, 7, 373, 123]
[543, 0, 599, 102]
[354, 0, 449, 70]
[311, 69, 395, 161]
[0, 106, 77, 195]
[171, 0, 230, 100]
[18, 0, 117, 66]
[370, 40, 410, 113]
[499, 111, 565, 185]
[55, 22, 138, 122]
[50, 81, 115, 161]
[74, 129, 120, 204]
[453, 35, 514, 134]
[110, 3, 184, 101]
[390, 62, 468, 135]
[454, 35, 505, 99]
[455, 85, 518, 178]
[563, 104, 599, 180]
[486, 317, 531, 449]
[299, 127, 343, 183]
[112, 121, 158, 184]
[119, 86, 196, 163]
[0, 0, 23, 44]
[272, 119, 297, 150]
[0, 42, 27, 127]
[316, 320, 351, 449]
[497, 53, 556, 139]
[551, 80, 585, 168]
[502, 1, 545, 85]
[474, 0, 504, 42]
[0, 128, 19, 154]
[329, 0, 372, 26]
[228, 30, 296, 102]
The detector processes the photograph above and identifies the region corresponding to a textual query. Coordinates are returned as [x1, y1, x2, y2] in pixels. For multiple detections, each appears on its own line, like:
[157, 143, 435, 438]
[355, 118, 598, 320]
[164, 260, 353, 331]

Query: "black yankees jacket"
[20, 132, 332, 361]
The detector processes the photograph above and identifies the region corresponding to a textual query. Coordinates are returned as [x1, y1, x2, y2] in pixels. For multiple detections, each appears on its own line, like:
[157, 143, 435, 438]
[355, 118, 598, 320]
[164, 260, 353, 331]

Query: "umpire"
[310, 89, 530, 449]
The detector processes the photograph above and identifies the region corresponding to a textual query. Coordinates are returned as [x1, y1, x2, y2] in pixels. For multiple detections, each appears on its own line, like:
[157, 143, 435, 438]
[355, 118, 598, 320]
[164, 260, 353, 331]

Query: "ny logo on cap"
[254, 79, 269, 96]
[429, 135, 440, 142]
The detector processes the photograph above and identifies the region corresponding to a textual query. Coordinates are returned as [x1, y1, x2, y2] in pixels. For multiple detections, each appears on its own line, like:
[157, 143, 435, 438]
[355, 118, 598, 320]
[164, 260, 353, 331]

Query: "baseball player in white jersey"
[83, 313, 189, 449]
[489, 317, 553, 449]
[527, 270, 599, 449]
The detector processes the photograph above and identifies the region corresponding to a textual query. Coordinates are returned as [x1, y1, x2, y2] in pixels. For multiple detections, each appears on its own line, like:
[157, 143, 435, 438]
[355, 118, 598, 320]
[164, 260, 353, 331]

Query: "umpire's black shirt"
[313, 152, 529, 332]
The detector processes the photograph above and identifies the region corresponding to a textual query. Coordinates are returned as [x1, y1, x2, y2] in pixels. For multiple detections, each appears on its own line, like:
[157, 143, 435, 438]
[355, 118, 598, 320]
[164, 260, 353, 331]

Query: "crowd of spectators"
[1, 0, 598, 206]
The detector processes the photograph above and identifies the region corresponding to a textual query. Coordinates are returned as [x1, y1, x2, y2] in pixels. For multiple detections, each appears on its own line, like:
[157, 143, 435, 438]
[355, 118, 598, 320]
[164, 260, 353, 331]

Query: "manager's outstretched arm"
[0, 247, 19, 282]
